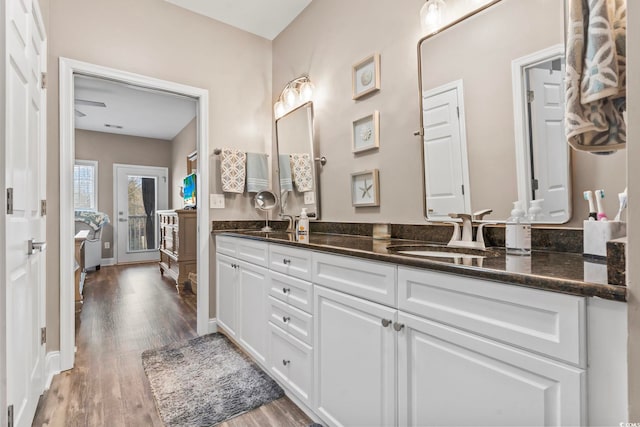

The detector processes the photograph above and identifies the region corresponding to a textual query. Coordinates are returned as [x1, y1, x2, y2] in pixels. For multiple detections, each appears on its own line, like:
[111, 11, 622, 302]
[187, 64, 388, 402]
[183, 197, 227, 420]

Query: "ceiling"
[74, 75, 197, 141]
[165, 0, 312, 40]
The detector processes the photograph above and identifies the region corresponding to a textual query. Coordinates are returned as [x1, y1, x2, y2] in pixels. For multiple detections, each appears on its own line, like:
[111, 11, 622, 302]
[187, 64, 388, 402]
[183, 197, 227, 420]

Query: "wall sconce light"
[420, 0, 446, 33]
[274, 75, 314, 119]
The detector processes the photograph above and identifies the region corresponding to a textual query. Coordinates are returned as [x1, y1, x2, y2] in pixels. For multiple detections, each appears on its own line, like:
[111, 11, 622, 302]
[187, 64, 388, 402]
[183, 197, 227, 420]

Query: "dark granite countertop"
[215, 230, 627, 302]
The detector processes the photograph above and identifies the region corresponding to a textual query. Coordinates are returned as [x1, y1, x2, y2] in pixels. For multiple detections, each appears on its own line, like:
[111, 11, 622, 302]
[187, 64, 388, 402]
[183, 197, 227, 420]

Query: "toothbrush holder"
[583, 220, 627, 258]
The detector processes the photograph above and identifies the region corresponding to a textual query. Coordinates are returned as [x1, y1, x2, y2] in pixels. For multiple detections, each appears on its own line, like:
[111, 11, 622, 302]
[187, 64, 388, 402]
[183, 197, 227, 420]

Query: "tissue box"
[583, 220, 626, 258]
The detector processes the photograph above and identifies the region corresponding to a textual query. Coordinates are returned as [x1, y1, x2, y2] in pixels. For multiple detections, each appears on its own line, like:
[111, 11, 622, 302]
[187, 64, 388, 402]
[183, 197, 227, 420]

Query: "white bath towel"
[220, 148, 246, 193]
[565, 0, 626, 152]
[246, 153, 269, 193]
[290, 153, 313, 192]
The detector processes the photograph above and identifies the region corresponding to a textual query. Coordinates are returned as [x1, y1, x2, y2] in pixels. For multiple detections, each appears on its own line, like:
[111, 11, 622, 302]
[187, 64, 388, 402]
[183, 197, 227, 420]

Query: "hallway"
[32, 263, 310, 427]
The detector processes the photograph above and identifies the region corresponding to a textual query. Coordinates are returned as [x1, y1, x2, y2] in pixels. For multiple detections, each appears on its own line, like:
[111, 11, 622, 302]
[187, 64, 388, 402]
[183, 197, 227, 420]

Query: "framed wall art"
[352, 53, 381, 100]
[351, 169, 380, 207]
[352, 111, 380, 153]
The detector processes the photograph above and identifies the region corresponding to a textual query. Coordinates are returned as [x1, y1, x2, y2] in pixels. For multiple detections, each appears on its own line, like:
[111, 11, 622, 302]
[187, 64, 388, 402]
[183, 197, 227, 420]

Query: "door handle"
[28, 239, 47, 255]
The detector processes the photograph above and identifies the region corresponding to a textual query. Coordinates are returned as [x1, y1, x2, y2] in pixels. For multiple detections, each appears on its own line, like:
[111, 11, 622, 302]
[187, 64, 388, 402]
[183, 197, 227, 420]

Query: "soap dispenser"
[528, 199, 544, 222]
[297, 208, 309, 243]
[506, 201, 531, 255]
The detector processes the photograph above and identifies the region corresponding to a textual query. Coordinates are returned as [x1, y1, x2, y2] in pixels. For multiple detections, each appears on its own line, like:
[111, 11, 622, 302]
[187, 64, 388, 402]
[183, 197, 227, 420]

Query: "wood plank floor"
[33, 263, 312, 427]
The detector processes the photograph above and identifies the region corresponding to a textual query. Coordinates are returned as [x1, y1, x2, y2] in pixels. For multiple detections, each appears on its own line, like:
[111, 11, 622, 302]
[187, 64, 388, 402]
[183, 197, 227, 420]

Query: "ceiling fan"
[74, 99, 106, 118]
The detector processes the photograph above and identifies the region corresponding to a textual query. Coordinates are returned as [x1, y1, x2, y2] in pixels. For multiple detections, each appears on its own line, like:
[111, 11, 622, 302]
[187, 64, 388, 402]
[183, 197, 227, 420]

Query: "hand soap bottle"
[506, 201, 531, 255]
[297, 208, 309, 243]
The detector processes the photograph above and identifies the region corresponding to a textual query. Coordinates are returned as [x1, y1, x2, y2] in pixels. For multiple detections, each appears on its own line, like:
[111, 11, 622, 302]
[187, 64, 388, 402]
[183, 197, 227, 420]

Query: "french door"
[114, 164, 168, 264]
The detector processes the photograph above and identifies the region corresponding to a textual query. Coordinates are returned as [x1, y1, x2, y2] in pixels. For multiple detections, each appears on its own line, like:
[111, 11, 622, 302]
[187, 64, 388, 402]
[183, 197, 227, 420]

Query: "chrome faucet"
[447, 211, 495, 250]
[280, 214, 296, 232]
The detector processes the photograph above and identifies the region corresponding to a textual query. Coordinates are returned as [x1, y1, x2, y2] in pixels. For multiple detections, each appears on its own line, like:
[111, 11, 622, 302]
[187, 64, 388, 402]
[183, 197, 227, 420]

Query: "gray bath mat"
[142, 333, 284, 426]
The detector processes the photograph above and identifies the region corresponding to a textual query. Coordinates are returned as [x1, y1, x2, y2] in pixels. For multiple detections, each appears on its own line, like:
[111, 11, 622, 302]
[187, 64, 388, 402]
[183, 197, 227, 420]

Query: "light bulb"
[274, 101, 286, 118]
[420, 0, 445, 33]
[299, 81, 314, 102]
[283, 86, 298, 108]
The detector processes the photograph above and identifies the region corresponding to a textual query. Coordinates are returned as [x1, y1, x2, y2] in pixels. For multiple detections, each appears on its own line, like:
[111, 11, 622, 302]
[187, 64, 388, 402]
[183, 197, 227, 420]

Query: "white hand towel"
[221, 149, 246, 193]
[246, 153, 269, 193]
[290, 153, 313, 192]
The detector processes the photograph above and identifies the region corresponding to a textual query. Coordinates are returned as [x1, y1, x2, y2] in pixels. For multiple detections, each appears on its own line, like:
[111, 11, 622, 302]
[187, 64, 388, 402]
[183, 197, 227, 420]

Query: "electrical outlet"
[210, 194, 225, 209]
[304, 191, 315, 205]
[104, 242, 110, 249]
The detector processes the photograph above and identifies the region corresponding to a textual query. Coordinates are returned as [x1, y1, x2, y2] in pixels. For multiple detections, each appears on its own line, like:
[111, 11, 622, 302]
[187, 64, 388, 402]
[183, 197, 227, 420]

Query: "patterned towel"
[290, 153, 313, 192]
[279, 154, 293, 192]
[246, 153, 269, 193]
[565, 0, 626, 152]
[221, 149, 246, 193]
[74, 210, 110, 231]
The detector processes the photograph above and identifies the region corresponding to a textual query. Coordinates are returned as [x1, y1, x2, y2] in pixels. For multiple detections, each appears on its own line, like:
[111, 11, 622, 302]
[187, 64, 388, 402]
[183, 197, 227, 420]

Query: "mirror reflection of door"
[526, 60, 570, 221]
[422, 81, 470, 219]
[115, 165, 168, 264]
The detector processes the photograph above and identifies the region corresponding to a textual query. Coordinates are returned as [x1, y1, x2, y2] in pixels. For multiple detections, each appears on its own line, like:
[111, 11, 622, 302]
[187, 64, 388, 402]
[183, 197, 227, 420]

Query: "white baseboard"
[45, 351, 61, 390]
[208, 318, 218, 334]
[101, 258, 116, 266]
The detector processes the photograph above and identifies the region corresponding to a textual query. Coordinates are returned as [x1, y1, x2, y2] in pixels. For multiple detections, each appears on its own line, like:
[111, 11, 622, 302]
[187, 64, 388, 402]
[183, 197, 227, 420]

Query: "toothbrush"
[595, 189, 608, 221]
[583, 191, 597, 220]
[614, 188, 628, 222]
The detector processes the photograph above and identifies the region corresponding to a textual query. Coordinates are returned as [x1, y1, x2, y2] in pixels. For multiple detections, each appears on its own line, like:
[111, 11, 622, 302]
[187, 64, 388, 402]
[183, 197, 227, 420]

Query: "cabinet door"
[216, 254, 238, 337]
[238, 260, 269, 366]
[397, 311, 584, 427]
[314, 286, 397, 427]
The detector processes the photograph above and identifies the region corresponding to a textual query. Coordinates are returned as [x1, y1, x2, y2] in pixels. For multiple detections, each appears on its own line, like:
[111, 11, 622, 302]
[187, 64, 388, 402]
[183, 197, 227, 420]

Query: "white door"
[528, 67, 570, 220]
[216, 254, 238, 337]
[114, 164, 168, 264]
[5, 0, 47, 426]
[314, 285, 396, 427]
[423, 84, 470, 219]
[237, 259, 269, 365]
[397, 311, 584, 427]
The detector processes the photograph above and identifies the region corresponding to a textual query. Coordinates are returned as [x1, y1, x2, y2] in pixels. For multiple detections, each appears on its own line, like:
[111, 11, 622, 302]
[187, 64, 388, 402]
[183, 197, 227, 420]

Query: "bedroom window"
[74, 160, 98, 211]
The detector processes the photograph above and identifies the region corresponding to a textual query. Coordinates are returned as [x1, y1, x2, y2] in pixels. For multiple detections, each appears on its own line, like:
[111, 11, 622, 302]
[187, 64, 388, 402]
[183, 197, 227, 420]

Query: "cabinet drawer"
[268, 296, 313, 345]
[269, 244, 312, 281]
[269, 322, 313, 407]
[398, 267, 586, 367]
[269, 271, 313, 314]
[216, 235, 237, 257]
[313, 252, 397, 307]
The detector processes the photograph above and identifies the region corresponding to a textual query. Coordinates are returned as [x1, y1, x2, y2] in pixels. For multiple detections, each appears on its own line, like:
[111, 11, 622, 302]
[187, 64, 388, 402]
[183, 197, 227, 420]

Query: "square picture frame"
[352, 111, 380, 153]
[351, 169, 380, 207]
[352, 53, 381, 100]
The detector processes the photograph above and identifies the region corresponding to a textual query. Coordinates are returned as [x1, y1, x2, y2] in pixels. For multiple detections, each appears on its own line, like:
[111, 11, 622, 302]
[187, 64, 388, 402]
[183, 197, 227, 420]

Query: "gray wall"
[44, 0, 273, 352]
[75, 129, 173, 259]
[272, 0, 626, 227]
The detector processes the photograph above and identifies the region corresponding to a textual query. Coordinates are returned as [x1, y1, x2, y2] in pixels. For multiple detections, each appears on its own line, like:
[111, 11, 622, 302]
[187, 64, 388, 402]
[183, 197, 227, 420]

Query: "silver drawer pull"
[282, 287, 291, 294]
[283, 258, 291, 265]
[393, 322, 405, 332]
[381, 319, 392, 328]
[282, 359, 290, 366]
[282, 316, 291, 323]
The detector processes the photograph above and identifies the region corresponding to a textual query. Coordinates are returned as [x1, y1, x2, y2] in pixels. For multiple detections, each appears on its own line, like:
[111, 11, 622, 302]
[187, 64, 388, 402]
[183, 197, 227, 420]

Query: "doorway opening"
[59, 58, 211, 372]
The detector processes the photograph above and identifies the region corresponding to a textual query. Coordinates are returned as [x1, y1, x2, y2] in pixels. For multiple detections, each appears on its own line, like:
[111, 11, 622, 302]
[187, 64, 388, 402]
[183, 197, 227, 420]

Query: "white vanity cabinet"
[215, 238, 270, 366]
[314, 285, 397, 427]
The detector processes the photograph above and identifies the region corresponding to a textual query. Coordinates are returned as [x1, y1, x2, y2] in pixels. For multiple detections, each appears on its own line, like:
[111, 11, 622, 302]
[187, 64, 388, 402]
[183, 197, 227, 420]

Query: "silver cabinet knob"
[283, 259, 291, 265]
[282, 360, 290, 366]
[381, 319, 392, 328]
[393, 322, 405, 332]
[282, 316, 290, 323]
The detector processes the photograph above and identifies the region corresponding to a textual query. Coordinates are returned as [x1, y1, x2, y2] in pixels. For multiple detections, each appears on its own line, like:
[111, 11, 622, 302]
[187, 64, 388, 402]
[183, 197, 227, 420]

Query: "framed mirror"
[275, 101, 321, 219]
[418, 0, 570, 223]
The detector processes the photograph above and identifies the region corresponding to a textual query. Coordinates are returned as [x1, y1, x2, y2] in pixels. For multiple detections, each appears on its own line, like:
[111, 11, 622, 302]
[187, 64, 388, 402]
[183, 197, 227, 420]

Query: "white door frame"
[0, 1, 7, 424]
[511, 44, 570, 222]
[113, 164, 168, 264]
[59, 58, 210, 371]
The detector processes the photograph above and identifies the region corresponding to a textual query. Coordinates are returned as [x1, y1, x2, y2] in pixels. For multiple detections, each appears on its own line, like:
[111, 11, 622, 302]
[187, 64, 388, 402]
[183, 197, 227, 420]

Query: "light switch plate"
[210, 194, 225, 209]
[304, 191, 315, 205]
[104, 242, 110, 249]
